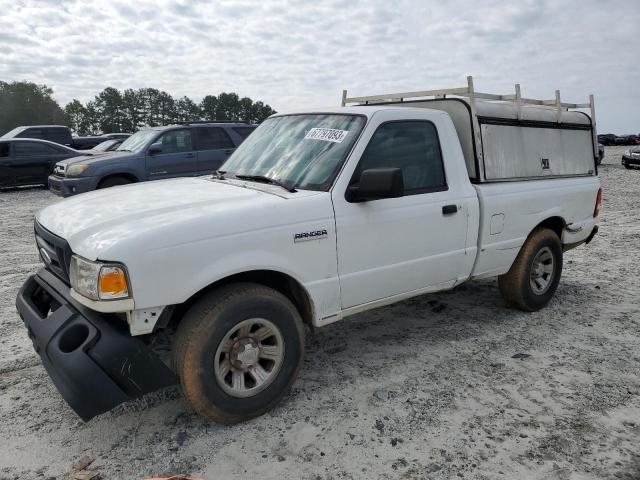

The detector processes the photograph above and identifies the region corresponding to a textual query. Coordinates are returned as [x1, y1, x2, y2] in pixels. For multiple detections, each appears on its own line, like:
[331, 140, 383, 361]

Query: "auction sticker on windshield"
[304, 128, 349, 143]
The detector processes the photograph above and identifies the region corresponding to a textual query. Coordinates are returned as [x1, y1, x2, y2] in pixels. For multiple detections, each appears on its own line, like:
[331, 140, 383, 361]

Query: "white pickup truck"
[16, 78, 602, 423]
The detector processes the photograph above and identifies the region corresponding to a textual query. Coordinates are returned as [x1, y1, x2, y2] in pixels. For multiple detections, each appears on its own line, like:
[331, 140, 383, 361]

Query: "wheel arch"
[97, 172, 139, 187]
[168, 269, 315, 330]
[533, 216, 566, 239]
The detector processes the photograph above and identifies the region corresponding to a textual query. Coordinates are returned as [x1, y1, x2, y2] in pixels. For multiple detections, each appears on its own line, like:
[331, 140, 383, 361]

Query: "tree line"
[0, 81, 277, 136]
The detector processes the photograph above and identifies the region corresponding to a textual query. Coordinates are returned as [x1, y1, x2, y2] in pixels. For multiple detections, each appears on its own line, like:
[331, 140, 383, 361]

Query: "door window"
[197, 127, 234, 150]
[157, 129, 193, 154]
[46, 128, 69, 144]
[17, 128, 43, 138]
[353, 121, 446, 195]
[13, 142, 51, 156]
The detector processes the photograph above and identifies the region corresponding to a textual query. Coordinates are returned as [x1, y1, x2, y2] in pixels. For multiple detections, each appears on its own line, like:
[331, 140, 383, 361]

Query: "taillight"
[594, 188, 602, 218]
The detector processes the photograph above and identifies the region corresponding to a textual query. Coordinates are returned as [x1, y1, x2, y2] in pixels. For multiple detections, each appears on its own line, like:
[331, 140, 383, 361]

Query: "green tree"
[251, 101, 276, 123]
[121, 89, 142, 132]
[64, 99, 88, 135]
[176, 96, 201, 122]
[238, 97, 254, 122]
[200, 95, 218, 121]
[216, 92, 241, 121]
[94, 87, 125, 133]
[0, 81, 65, 135]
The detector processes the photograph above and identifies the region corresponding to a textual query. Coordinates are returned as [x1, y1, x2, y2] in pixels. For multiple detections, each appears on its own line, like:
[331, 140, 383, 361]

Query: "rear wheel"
[172, 283, 305, 423]
[97, 176, 132, 189]
[498, 228, 563, 311]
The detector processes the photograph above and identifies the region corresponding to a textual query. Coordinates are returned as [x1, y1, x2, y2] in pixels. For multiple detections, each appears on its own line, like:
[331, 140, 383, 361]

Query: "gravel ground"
[0, 146, 638, 480]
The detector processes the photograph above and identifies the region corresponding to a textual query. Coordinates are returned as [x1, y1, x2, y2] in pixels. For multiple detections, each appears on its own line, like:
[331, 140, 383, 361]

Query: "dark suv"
[48, 123, 256, 197]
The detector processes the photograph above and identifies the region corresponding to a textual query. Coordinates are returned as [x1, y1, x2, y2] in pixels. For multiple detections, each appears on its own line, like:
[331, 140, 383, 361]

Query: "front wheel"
[498, 228, 563, 312]
[172, 283, 305, 423]
[97, 176, 132, 189]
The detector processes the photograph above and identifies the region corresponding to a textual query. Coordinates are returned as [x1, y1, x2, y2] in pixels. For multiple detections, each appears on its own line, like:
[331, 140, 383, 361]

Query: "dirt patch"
[0, 146, 638, 479]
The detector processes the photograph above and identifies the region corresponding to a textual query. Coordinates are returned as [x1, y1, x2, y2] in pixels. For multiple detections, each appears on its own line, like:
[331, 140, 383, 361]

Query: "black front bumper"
[622, 155, 640, 166]
[15, 268, 176, 421]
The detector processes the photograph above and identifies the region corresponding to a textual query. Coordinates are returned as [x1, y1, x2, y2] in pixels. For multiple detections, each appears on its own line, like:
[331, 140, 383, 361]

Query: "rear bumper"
[15, 268, 175, 421]
[48, 175, 97, 197]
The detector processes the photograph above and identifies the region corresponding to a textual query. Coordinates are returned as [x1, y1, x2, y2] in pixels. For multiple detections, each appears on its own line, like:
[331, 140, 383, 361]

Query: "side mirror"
[348, 168, 404, 202]
[148, 142, 162, 155]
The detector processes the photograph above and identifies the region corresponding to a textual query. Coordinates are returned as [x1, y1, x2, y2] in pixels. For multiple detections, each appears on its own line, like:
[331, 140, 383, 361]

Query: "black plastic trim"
[15, 268, 176, 421]
[476, 116, 593, 131]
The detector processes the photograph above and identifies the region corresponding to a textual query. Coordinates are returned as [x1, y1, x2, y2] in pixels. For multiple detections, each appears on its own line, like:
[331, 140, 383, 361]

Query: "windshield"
[92, 140, 117, 151]
[221, 114, 366, 191]
[1, 126, 25, 139]
[116, 130, 157, 152]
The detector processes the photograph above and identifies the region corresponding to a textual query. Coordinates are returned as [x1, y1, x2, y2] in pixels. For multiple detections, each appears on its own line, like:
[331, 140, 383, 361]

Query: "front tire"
[498, 228, 563, 312]
[97, 176, 132, 189]
[172, 283, 305, 424]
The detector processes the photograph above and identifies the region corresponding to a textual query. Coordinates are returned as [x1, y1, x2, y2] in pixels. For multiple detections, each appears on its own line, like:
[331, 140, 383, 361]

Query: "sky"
[0, 0, 638, 133]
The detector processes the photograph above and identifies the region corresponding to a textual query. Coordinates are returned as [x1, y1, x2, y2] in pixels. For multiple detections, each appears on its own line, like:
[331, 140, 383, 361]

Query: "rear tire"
[498, 228, 563, 312]
[98, 176, 132, 189]
[172, 283, 305, 424]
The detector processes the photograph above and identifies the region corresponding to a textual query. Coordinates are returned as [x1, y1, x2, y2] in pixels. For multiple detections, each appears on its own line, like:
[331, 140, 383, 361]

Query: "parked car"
[48, 122, 256, 197]
[597, 133, 617, 146]
[0, 138, 83, 188]
[622, 146, 640, 169]
[615, 134, 639, 146]
[597, 143, 604, 165]
[1, 125, 132, 150]
[17, 80, 601, 423]
[1, 125, 73, 146]
[71, 133, 131, 150]
[90, 139, 123, 153]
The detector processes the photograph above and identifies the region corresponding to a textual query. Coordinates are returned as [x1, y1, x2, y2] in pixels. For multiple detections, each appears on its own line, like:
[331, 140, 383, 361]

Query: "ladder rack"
[341, 76, 598, 156]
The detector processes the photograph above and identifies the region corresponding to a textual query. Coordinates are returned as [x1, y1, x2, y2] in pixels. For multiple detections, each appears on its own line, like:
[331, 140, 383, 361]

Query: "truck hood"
[56, 150, 131, 166]
[37, 177, 318, 260]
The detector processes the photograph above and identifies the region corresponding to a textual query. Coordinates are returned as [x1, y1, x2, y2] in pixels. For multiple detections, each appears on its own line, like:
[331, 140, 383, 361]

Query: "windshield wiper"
[116, 149, 131, 152]
[234, 174, 297, 193]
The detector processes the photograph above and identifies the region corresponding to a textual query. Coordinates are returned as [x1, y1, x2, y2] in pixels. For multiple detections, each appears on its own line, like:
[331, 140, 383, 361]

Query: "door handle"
[442, 204, 458, 215]
[224, 149, 234, 155]
[186, 153, 195, 158]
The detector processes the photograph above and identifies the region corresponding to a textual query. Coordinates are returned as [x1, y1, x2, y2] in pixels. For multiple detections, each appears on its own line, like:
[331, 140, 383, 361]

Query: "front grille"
[34, 221, 72, 285]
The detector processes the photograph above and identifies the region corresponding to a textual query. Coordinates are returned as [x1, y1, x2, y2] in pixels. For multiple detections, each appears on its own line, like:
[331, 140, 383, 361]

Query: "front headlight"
[70, 255, 130, 300]
[66, 164, 90, 177]
[624, 149, 631, 156]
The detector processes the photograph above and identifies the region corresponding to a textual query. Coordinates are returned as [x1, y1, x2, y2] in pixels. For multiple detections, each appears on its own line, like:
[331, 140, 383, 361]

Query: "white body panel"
[34, 105, 600, 335]
[471, 176, 600, 279]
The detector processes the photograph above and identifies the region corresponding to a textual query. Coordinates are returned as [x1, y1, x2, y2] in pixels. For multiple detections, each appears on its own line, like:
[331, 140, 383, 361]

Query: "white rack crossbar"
[341, 76, 597, 155]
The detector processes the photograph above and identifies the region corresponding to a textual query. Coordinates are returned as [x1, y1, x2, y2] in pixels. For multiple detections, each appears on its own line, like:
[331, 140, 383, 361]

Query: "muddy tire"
[172, 283, 305, 424]
[498, 228, 563, 312]
[98, 176, 132, 189]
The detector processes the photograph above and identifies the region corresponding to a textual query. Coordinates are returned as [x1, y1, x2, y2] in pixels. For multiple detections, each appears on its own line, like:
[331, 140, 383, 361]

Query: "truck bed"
[469, 176, 601, 280]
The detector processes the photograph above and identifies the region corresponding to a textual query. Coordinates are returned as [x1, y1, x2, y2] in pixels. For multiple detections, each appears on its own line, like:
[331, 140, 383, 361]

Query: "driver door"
[146, 128, 197, 179]
[332, 119, 468, 309]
